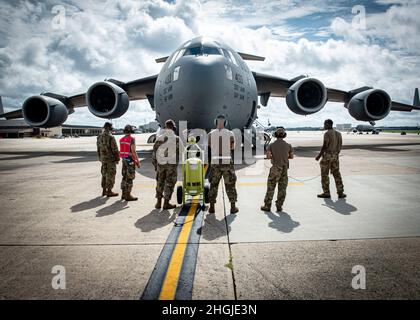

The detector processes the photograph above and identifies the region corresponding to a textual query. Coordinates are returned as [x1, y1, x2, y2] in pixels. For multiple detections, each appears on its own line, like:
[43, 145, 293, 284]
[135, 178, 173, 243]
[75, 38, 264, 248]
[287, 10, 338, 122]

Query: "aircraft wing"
[0, 109, 23, 120]
[0, 74, 158, 119]
[252, 72, 420, 112]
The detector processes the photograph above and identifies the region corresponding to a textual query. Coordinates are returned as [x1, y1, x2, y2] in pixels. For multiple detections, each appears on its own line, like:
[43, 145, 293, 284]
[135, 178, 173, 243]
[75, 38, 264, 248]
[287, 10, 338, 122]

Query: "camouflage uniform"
[156, 164, 178, 200]
[97, 131, 119, 190]
[263, 165, 288, 208]
[208, 128, 237, 204]
[121, 160, 136, 194]
[263, 137, 293, 209]
[319, 128, 344, 195]
[320, 153, 344, 194]
[120, 135, 137, 195]
[153, 131, 180, 200]
[208, 164, 237, 203]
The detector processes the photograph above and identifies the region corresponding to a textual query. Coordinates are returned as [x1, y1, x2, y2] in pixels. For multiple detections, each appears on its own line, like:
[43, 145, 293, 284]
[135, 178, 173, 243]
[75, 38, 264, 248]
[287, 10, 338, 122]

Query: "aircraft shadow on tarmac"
[96, 200, 130, 217]
[197, 213, 237, 241]
[322, 198, 358, 215]
[134, 208, 180, 232]
[70, 196, 110, 212]
[264, 211, 300, 233]
[0, 151, 99, 163]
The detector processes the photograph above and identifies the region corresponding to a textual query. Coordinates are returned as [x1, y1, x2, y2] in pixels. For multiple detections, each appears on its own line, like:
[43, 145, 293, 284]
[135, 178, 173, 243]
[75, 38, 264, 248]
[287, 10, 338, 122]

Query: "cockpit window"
[183, 46, 222, 56]
[167, 49, 185, 68]
[184, 46, 202, 56]
[202, 46, 220, 55]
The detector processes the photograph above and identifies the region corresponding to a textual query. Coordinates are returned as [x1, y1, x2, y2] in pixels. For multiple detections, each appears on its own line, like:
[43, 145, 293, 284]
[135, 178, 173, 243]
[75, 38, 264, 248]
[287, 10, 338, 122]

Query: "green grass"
[225, 254, 234, 271]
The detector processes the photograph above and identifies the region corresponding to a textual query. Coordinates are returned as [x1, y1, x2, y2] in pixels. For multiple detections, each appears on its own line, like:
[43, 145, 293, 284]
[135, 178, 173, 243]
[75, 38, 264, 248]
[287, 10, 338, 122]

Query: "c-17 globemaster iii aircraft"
[1, 36, 419, 144]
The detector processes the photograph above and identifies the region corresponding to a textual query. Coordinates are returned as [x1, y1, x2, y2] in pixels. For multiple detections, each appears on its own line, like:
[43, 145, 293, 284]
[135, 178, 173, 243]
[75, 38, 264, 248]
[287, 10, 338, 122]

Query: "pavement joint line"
[221, 183, 238, 300]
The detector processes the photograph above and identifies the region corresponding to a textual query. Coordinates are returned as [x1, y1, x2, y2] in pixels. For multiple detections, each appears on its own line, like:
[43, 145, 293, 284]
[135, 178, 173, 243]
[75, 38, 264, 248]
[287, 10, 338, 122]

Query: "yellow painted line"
[159, 199, 198, 300]
[158, 164, 208, 300]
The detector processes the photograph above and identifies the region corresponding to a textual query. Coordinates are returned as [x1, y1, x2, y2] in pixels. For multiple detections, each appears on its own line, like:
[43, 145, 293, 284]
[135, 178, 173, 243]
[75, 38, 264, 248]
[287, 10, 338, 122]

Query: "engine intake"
[286, 78, 327, 115]
[22, 96, 68, 128]
[86, 81, 129, 118]
[347, 89, 391, 121]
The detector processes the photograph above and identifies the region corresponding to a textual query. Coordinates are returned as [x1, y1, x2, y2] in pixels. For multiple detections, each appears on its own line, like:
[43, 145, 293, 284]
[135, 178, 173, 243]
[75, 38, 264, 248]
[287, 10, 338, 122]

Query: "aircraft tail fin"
[414, 88, 420, 107]
[0, 96, 4, 114]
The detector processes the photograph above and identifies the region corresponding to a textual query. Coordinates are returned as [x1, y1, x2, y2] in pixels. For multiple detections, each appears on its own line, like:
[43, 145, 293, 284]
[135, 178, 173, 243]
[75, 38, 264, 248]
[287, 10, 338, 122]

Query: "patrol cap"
[165, 119, 176, 130]
[103, 122, 113, 130]
[124, 124, 134, 134]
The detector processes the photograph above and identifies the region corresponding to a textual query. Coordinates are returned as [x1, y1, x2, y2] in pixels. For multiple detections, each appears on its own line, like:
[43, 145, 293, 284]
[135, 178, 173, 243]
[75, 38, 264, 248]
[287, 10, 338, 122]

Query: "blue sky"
[0, 0, 419, 127]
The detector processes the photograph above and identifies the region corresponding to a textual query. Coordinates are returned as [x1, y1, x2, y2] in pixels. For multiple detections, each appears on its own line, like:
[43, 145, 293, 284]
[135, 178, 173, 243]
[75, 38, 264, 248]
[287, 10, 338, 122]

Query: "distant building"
[139, 121, 159, 132]
[336, 123, 352, 131]
[0, 119, 32, 138]
[61, 124, 102, 137]
[0, 119, 61, 138]
[0, 120, 101, 138]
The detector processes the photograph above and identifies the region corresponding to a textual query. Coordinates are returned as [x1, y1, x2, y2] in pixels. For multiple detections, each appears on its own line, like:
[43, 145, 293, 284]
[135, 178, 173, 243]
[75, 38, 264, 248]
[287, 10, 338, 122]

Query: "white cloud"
[0, 0, 419, 128]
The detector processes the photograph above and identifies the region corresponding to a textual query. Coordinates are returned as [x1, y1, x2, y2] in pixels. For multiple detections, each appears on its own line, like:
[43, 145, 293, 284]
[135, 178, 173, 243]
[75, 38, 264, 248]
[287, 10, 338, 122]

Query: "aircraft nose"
[180, 57, 229, 118]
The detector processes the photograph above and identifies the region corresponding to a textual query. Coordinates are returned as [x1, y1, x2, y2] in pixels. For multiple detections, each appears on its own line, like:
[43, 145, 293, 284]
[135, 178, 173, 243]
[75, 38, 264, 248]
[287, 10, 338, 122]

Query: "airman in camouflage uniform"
[208, 115, 238, 214]
[97, 122, 119, 197]
[153, 119, 180, 210]
[120, 125, 140, 201]
[315, 119, 346, 198]
[261, 127, 294, 212]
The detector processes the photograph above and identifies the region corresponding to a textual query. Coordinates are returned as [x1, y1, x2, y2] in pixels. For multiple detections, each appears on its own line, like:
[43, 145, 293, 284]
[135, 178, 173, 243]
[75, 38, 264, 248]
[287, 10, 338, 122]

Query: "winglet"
[414, 88, 419, 107]
[0, 96, 3, 114]
[237, 52, 265, 61]
[155, 56, 168, 63]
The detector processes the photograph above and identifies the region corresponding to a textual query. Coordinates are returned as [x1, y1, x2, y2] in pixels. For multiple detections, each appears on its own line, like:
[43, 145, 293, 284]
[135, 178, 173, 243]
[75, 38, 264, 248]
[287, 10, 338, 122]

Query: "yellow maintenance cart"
[177, 137, 209, 205]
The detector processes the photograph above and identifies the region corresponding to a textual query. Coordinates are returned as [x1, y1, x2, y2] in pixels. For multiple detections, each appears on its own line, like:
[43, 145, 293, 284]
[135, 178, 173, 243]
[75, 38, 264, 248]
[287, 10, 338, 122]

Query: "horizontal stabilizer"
[237, 52, 265, 61]
[155, 56, 168, 63]
[414, 88, 419, 107]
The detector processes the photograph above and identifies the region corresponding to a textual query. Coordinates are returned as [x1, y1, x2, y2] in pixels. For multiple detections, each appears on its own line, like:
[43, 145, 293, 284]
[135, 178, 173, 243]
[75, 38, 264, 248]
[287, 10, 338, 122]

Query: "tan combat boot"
[155, 197, 162, 209]
[317, 193, 331, 198]
[106, 189, 118, 197]
[230, 202, 239, 214]
[163, 199, 176, 210]
[208, 203, 215, 213]
[125, 193, 138, 201]
[260, 203, 271, 212]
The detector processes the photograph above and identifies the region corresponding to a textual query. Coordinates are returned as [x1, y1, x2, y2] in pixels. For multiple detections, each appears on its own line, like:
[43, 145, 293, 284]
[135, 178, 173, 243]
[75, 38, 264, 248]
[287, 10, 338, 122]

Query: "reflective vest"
[119, 135, 133, 158]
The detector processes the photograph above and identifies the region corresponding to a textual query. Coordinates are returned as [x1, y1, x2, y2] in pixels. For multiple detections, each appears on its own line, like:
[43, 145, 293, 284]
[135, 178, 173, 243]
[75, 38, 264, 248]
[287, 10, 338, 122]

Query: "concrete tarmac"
[0, 131, 419, 299]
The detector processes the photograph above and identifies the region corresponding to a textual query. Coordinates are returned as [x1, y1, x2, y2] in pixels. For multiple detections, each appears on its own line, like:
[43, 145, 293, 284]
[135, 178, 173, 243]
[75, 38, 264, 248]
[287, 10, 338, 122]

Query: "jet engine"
[347, 89, 391, 121]
[22, 95, 68, 128]
[286, 78, 327, 115]
[86, 81, 129, 118]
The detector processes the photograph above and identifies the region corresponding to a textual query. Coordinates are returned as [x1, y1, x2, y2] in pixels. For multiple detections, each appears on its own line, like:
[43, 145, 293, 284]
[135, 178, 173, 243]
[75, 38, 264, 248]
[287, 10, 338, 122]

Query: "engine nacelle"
[22, 96, 68, 128]
[86, 81, 129, 118]
[286, 78, 327, 115]
[347, 89, 391, 121]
